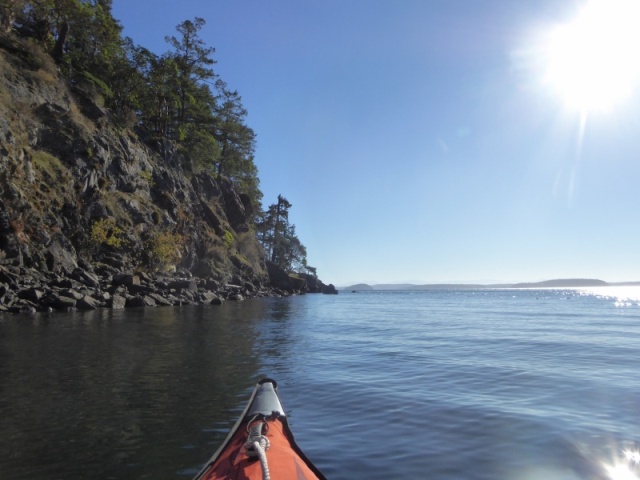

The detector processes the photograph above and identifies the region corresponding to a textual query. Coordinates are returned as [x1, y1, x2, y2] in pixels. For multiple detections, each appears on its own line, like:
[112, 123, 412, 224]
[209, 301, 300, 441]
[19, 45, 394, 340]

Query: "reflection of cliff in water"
[253, 297, 297, 379]
[0, 299, 282, 480]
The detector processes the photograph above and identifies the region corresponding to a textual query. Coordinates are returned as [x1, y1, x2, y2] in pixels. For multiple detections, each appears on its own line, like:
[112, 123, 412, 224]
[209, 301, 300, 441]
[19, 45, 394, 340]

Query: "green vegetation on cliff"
[0, 1, 317, 286]
[1, 2, 261, 207]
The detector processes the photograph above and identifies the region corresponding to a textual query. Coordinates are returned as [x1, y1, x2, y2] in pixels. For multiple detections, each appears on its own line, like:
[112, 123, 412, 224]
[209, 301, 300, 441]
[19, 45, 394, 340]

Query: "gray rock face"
[0, 35, 268, 289]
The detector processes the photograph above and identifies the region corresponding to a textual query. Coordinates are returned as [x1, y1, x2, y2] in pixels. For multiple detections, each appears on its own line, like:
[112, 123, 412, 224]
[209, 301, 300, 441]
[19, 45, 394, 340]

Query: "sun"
[540, 0, 640, 112]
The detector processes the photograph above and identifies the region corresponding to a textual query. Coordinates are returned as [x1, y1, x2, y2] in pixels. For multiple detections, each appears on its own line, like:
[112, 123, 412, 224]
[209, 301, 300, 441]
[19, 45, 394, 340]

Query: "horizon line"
[337, 278, 640, 288]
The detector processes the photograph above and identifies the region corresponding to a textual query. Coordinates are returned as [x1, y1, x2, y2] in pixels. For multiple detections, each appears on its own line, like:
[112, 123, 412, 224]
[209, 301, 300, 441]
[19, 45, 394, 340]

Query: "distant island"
[342, 279, 640, 291]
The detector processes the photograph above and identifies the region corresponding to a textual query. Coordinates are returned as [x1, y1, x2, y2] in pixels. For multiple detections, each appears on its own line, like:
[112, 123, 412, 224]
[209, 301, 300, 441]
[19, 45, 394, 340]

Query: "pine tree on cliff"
[256, 196, 308, 272]
[164, 17, 216, 130]
[213, 81, 260, 207]
[161, 18, 261, 208]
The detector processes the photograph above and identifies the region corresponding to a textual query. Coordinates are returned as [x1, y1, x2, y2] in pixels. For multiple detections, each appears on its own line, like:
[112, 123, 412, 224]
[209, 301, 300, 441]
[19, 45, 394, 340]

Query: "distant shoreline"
[341, 279, 640, 291]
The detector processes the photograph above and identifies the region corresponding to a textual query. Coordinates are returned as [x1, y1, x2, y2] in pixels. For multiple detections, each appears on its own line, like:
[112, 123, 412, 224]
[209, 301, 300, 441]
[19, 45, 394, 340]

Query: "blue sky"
[112, 0, 640, 286]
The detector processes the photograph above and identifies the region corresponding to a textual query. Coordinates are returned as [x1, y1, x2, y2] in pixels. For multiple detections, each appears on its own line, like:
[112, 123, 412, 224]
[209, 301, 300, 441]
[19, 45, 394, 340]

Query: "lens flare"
[539, 0, 640, 112]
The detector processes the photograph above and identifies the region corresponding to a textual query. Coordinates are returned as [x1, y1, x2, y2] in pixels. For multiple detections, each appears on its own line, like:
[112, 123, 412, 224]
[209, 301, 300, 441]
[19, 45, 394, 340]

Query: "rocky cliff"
[0, 34, 335, 313]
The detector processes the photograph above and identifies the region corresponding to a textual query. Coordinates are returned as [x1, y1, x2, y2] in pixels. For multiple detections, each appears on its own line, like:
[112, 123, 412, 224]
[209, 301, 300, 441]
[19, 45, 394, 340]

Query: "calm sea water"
[1, 288, 640, 480]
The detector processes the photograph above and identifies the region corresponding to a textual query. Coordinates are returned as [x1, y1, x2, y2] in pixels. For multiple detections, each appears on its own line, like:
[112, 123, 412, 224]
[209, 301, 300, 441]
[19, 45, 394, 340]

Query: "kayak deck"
[194, 379, 326, 480]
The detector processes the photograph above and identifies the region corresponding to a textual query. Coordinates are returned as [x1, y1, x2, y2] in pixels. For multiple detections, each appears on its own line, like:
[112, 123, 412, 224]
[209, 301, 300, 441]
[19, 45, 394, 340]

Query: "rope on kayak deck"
[245, 418, 271, 480]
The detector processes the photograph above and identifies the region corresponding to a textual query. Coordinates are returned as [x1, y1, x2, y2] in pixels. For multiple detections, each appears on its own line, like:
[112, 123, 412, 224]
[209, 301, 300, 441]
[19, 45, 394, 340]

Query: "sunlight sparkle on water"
[604, 464, 639, 480]
[601, 449, 640, 480]
[574, 286, 640, 307]
[625, 450, 640, 465]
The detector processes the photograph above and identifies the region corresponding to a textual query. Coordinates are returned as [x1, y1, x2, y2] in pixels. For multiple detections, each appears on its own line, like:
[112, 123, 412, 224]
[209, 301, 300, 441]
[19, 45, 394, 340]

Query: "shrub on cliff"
[90, 218, 124, 249]
[146, 231, 184, 272]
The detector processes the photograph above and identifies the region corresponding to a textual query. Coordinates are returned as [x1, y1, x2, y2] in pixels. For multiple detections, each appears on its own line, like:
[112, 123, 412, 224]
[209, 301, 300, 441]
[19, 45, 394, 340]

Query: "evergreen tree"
[213, 83, 252, 175]
[108, 37, 150, 127]
[212, 82, 261, 207]
[63, 0, 123, 77]
[281, 224, 307, 272]
[257, 195, 307, 271]
[164, 18, 217, 137]
[143, 54, 180, 140]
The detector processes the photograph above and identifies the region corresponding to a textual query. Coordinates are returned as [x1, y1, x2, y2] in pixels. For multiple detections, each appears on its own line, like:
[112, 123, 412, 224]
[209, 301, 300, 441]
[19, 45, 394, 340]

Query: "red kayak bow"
[194, 379, 326, 480]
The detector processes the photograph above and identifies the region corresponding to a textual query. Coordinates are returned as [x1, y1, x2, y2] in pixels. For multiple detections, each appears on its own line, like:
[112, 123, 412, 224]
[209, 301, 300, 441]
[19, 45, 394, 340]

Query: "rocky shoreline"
[0, 263, 337, 315]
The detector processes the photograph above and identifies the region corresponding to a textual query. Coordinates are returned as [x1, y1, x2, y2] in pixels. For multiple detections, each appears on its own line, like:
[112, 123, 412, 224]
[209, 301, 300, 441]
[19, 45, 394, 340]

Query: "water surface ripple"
[1, 288, 639, 479]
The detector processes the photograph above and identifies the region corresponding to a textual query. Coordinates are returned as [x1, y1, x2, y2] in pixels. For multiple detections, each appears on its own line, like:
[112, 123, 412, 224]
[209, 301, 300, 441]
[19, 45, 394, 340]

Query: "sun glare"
[541, 0, 640, 112]
[624, 450, 640, 465]
[602, 449, 640, 480]
[604, 464, 639, 480]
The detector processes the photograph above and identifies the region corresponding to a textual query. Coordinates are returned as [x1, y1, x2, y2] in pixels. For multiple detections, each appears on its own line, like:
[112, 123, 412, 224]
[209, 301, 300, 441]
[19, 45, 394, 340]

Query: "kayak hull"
[194, 379, 326, 480]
